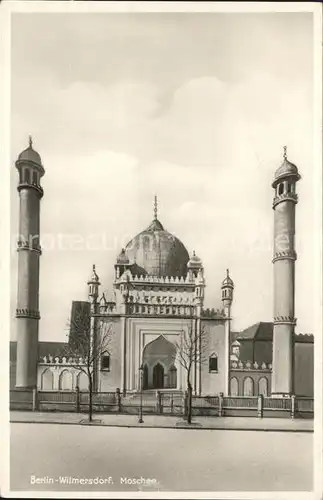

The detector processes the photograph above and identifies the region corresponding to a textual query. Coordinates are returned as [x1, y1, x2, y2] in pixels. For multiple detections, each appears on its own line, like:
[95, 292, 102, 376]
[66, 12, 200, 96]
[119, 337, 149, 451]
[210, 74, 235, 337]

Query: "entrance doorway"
[141, 335, 178, 390]
[153, 363, 164, 389]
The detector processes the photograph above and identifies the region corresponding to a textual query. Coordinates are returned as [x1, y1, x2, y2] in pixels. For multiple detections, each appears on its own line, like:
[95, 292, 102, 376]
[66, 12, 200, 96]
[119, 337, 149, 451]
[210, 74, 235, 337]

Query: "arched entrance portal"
[142, 335, 177, 390]
[153, 363, 164, 389]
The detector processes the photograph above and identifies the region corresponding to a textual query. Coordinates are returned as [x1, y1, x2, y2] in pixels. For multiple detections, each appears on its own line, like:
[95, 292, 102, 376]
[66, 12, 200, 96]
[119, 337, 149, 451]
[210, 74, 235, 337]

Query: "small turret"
[115, 248, 130, 279]
[87, 264, 100, 301]
[187, 250, 203, 280]
[99, 292, 107, 313]
[221, 269, 234, 309]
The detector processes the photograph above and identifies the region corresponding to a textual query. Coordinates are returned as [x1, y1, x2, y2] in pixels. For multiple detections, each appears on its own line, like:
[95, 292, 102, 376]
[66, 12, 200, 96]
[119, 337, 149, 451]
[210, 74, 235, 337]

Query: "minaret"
[87, 264, 100, 392]
[188, 251, 204, 395]
[271, 147, 300, 397]
[221, 269, 234, 395]
[15, 137, 45, 388]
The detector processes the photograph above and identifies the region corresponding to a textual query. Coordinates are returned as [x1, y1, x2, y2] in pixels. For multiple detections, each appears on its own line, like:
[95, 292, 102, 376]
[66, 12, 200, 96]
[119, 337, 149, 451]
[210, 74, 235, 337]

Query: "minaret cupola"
[16, 136, 45, 198]
[272, 146, 301, 208]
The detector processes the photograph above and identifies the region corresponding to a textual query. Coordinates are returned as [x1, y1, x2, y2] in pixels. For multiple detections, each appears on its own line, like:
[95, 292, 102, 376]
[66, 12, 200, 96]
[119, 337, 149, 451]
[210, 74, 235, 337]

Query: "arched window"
[243, 376, 254, 396]
[59, 370, 74, 390]
[209, 354, 218, 372]
[168, 365, 177, 389]
[77, 372, 88, 391]
[287, 182, 292, 194]
[32, 171, 38, 185]
[101, 353, 110, 371]
[230, 377, 239, 396]
[278, 183, 284, 195]
[258, 377, 268, 396]
[41, 369, 54, 390]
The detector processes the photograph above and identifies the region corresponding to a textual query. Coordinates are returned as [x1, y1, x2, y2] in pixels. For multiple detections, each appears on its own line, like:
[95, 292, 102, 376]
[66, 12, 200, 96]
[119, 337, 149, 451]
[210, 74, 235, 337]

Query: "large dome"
[124, 217, 190, 278]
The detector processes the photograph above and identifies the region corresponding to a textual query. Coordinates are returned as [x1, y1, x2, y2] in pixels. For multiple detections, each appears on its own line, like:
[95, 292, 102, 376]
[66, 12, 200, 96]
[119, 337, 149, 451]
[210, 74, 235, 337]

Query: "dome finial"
[154, 194, 158, 220]
[226, 268, 229, 277]
[283, 145, 287, 160]
[29, 135, 33, 149]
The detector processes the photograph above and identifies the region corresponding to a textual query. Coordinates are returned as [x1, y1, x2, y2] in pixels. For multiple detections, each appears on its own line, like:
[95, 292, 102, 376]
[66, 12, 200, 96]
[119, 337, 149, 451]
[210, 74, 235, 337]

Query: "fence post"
[218, 392, 224, 417]
[75, 386, 80, 413]
[116, 388, 121, 413]
[183, 391, 188, 418]
[156, 390, 162, 414]
[32, 387, 38, 412]
[257, 394, 263, 418]
[291, 394, 296, 419]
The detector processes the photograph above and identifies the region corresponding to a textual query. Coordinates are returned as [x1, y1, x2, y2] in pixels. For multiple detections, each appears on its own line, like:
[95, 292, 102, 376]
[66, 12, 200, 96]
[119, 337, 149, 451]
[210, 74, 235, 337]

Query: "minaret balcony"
[272, 192, 298, 209]
[274, 316, 297, 325]
[272, 250, 297, 263]
[17, 240, 42, 254]
[17, 181, 44, 198]
[16, 308, 40, 319]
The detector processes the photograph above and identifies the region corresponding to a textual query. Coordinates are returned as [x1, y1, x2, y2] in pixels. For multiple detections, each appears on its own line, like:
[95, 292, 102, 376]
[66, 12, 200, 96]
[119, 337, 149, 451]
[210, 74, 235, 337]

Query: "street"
[10, 423, 313, 492]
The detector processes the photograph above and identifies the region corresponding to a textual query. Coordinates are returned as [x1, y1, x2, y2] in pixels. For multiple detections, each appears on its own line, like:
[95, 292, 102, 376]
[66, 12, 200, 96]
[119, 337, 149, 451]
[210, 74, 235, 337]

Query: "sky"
[10, 12, 315, 342]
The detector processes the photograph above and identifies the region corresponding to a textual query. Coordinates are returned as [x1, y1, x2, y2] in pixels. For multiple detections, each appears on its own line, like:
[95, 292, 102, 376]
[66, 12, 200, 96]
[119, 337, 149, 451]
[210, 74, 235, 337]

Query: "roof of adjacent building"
[10, 340, 67, 362]
[235, 322, 274, 340]
[232, 322, 314, 343]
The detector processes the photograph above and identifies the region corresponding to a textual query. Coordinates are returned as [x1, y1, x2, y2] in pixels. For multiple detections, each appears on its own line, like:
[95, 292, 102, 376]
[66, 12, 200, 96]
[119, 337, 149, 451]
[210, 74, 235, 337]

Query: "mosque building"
[10, 140, 314, 398]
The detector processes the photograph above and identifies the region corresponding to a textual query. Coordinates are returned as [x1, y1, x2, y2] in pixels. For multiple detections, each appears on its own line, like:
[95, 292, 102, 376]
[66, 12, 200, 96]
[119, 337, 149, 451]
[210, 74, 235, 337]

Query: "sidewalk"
[10, 411, 314, 432]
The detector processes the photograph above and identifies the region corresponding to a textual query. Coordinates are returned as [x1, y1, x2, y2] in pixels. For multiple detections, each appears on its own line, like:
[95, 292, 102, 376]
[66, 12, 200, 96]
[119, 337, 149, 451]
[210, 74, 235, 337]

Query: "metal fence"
[9, 389, 314, 419]
[264, 397, 291, 410]
[223, 396, 258, 409]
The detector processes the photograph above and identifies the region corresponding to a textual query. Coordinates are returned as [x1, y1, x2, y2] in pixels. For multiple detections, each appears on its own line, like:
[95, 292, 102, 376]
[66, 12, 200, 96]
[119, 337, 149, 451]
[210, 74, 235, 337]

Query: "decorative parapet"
[201, 307, 226, 319]
[274, 316, 297, 325]
[230, 360, 272, 371]
[39, 355, 87, 365]
[273, 192, 298, 208]
[127, 293, 195, 306]
[127, 303, 195, 316]
[99, 302, 117, 314]
[16, 308, 40, 319]
[116, 273, 195, 286]
[294, 333, 314, 343]
[272, 250, 297, 263]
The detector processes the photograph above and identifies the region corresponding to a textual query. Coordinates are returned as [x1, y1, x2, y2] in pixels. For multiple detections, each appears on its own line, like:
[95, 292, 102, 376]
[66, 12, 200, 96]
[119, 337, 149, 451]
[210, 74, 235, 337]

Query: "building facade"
[12, 141, 314, 398]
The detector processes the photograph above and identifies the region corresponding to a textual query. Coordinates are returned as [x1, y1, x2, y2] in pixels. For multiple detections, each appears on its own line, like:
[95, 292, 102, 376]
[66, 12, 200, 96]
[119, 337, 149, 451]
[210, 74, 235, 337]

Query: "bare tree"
[63, 309, 113, 422]
[173, 322, 208, 424]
